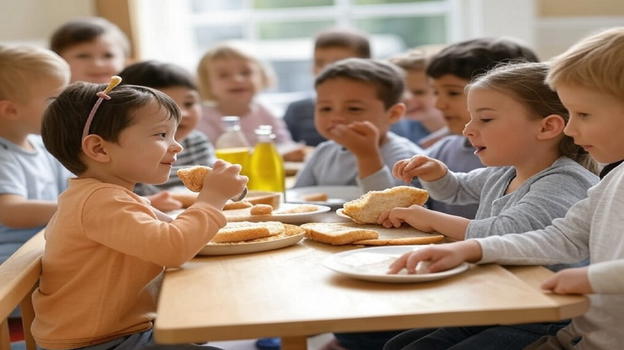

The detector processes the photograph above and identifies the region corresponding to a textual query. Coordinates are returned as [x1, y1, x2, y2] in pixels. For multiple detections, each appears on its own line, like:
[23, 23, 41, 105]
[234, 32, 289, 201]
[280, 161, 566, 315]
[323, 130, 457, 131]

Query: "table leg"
[281, 336, 307, 350]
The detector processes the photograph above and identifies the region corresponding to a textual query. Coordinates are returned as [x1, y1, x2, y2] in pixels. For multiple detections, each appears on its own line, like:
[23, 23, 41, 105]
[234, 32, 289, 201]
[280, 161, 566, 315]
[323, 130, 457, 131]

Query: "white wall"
[0, 0, 95, 46]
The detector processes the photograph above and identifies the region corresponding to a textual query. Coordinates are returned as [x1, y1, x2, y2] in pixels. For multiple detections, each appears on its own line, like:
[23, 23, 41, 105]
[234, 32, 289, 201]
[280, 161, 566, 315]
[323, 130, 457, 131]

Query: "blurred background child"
[421, 37, 539, 219]
[119, 60, 217, 210]
[37, 80, 247, 350]
[50, 17, 129, 83]
[294, 58, 422, 192]
[283, 27, 371, 147]
[0, 45, 71, 264]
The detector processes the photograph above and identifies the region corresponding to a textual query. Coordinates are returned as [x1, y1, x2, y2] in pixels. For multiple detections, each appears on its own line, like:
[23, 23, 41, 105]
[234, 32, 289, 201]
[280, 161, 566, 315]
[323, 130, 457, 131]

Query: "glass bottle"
[214, 116, 250, 176]
[248, 125, 285, 192]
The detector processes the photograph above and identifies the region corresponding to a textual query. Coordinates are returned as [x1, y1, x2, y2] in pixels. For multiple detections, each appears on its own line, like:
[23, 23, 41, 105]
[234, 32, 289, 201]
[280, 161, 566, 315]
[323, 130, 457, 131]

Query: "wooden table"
[154, 237, 588, 349]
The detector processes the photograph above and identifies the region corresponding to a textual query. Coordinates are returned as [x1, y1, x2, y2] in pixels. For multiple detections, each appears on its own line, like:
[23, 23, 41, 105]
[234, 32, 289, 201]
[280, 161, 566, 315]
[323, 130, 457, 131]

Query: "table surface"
[154, 222, 588, 348]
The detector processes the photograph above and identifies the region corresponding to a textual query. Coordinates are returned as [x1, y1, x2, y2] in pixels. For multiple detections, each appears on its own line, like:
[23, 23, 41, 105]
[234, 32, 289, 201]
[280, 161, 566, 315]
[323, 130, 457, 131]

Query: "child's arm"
[378, 205, 470, 241]
[147, 191, 183, 212]
[541, 266, 593, 295]
[0, 194, 57, 228]
[544, 260, 624, 295]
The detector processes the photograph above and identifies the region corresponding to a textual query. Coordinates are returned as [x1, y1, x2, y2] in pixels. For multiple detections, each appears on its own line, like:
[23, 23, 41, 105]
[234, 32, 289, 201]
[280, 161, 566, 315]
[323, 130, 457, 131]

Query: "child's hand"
[387, 240, 482, 274]
[329, 121, 380, 157]
[541, 267, 593, 295]
[148, 191, 183, 212]
[197, 160, 248, 209]
[377, 205, 435, 232]
[392, 155, 448, 183]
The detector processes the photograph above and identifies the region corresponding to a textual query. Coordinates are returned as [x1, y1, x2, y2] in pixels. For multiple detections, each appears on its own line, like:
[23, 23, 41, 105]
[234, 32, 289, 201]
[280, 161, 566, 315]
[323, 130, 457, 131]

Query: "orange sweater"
[32, 178, 226, 349]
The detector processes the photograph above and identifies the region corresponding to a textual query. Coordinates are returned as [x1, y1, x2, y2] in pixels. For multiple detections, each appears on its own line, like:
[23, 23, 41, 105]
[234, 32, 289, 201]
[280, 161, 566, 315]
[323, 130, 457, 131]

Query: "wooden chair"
[0, 232, 44, 350]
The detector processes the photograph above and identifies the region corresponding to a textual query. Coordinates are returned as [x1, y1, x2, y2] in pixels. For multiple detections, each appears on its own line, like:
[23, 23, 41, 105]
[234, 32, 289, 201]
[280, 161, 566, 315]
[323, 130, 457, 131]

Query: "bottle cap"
[221, 116, 241, 130]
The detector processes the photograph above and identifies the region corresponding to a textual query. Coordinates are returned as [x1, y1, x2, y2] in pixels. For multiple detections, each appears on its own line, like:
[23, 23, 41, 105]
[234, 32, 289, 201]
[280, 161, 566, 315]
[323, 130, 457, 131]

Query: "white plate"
[323, 246, 470, 283]
[335, 208, 352, 221]
[198, 232, 305, 256]
[286, 186, 362, 209]
[224, 203, 331, 224]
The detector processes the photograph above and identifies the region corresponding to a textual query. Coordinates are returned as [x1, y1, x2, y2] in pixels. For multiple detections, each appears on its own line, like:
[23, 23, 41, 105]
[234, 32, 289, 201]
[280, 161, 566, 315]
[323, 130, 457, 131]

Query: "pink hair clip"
[82, 75, 123, 140]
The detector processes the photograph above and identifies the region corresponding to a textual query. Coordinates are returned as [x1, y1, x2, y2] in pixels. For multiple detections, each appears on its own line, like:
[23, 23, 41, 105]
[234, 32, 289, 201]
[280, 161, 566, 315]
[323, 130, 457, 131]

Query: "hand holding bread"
[328, 121, 380, 157]
[342, 186, 429, 224]
[393, 155, 448, 183]
[177, 160, 248, 209]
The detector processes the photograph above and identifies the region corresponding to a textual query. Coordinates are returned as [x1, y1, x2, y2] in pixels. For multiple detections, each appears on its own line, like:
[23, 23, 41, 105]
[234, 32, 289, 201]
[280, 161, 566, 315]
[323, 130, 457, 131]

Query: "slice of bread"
[353, 234, 444, 246]
[250, 204, 273, 215]
[301, 223, 378, 245]
[177, 166, 212, 192]
[212, 221, 284, 243]
[342, 186, 429, 224]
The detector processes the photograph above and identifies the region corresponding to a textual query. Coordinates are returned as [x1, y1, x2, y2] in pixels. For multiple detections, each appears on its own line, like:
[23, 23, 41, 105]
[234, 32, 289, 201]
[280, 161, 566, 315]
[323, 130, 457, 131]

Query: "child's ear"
[0, 100, 18, 120]
[537, 114, 566, 140]
[387, 102, 407, 123]
[81, 135, 111, 163]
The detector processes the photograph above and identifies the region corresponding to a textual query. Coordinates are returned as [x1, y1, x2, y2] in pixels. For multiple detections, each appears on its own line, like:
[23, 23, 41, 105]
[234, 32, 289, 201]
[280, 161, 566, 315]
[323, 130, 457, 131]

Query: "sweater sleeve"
[82, 188, 226, 267]
[589, 260, 624, 294]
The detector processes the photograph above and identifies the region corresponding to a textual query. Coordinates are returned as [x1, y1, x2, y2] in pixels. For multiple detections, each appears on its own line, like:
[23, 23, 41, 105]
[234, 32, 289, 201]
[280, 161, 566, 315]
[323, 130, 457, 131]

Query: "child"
[283, 27, 371, 146]
[0, 45, 71, 264]
[384, 62, 598, 241]
[119, 60, 217, 210]
[196, 43, 303, 161]
[422, 37, 539, 220]
[293, 58, 423, 193]
[386, 27, 624, 350]
[389, 48, 448, 148]
[50, 17, 129, 83]
[34, 80, 247, 349]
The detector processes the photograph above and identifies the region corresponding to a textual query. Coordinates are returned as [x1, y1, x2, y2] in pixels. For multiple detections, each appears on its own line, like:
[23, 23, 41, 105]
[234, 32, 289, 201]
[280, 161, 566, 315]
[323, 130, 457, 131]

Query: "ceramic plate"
[286, 186, 362, 210]
[224, 203, 331, 224]
[198, 231, 305, 256]
[323, 246, 470, 283]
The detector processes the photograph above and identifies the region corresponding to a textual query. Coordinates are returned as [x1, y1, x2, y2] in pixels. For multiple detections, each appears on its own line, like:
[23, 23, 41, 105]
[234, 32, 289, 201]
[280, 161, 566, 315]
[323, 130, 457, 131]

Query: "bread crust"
[212, 221, 284, 243]
[342, 186, 429, 224]
[301, 223, 378, 245]
[250, 204, 273, 215]
[177, 166, 212, 192]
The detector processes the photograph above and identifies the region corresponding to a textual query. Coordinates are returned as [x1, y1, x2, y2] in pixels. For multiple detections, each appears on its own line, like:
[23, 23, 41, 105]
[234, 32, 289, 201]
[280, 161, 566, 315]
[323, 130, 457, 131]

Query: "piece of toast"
[250, 204, 273, 215]
[301, 223, 378, 245]
[176, 166, 211, 192]
[353, 235, 444, 246]
[303, 192, 328, 202]
[212, 221, 284, 243]
[342, 186, 429, 224]
[208, 224, 304, 245]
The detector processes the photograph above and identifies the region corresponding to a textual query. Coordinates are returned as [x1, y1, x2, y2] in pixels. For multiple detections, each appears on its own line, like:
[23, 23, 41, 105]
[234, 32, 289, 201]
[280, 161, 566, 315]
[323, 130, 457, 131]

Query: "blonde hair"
[546, 27, 624, 99]
[0, 45, 70, 102]
[196, 44, 274, 102]
[469, 62, 597, 173]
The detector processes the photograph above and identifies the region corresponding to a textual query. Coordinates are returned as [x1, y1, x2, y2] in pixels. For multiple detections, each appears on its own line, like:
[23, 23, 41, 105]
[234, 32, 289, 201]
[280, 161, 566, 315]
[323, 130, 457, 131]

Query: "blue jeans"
[383, 321, 569, 350]
[41, 329, 222, 350]
[334, 330, 407, 350]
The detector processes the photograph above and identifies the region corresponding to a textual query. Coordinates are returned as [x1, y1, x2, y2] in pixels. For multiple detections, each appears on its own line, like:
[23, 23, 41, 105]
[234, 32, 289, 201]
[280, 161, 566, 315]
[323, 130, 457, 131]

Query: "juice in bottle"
[249, 126, 284, 192]
[214, 116, 250, 175]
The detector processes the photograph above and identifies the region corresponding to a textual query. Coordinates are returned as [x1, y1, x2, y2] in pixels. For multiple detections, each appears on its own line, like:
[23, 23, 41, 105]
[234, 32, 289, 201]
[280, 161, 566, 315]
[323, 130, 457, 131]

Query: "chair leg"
[20, 286, 37, 350]
[0, 319, 10, 350]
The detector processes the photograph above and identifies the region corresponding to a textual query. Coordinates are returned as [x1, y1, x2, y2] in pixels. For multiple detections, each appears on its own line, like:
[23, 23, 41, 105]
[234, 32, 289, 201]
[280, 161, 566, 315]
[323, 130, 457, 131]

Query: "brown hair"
[0, 45, 69, 102]
[314, 28, 371, 58]
[315, 58, 404, 109]
[468, 62, 596, 172]
[546, 27, 624, 99]
[42, 83, 180, 175]
[196, 43, 274, 102]
[50, 17, 130, 57]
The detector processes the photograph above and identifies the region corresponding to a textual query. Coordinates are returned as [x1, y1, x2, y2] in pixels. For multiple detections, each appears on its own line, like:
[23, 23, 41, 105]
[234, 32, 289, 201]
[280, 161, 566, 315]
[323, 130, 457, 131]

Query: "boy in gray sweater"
[386, 27, 624, 350]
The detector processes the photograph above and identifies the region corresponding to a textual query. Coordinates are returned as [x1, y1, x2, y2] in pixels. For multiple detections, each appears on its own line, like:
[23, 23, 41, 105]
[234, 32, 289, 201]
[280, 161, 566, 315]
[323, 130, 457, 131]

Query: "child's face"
[16, 76, 67, 135]
[313, 47, 361, 75]
[315, 78, 400, 142]
[464, 88, 546, 167]
[557, 83, 624, 164]
[159, 86, 201, 142]
[105, 100, 183, 189]
[431, 74, 471, 135]
[403, 69, 441, 121]
[208, 57, 263, 105]
[60, 34, 126, 83]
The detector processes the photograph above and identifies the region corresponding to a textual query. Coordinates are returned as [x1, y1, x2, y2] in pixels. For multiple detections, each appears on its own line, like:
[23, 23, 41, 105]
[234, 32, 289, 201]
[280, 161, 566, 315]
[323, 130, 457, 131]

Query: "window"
[136, 0, 450, 112]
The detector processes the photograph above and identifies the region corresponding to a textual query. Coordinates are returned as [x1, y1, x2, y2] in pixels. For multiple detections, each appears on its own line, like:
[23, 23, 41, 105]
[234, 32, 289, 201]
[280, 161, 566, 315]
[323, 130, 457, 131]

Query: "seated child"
[50, 16, 129, 83]
[196, 43, 303, 161]
[119, 60, 217, 210]
[423, 37, 539, 220]
[293, 58, 423, 193]
[0, 45, 71, 264]
[388, 48, 448, 148]
[385, 27, 624, 350]
[284, 27, 371, 146]
[34, 80, 247, 349]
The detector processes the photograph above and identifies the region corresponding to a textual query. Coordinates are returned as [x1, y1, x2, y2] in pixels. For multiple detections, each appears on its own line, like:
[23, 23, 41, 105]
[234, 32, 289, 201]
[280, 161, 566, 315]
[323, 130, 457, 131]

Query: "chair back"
[0, 232, 44, 350]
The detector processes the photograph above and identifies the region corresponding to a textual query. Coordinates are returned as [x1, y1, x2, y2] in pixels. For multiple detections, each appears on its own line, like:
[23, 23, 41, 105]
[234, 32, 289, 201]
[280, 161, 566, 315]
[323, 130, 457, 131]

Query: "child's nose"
[170, 139, 183, 154]
[463, 120, 475, 137]
[434, 96, 447, 110]
[563, 117, 577, 137]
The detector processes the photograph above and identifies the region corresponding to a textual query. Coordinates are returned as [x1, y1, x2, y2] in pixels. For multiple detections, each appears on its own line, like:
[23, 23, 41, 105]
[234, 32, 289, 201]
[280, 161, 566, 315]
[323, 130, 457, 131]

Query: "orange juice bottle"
[215, 116, 250, 176]
[249, 125, 284, 192]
